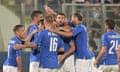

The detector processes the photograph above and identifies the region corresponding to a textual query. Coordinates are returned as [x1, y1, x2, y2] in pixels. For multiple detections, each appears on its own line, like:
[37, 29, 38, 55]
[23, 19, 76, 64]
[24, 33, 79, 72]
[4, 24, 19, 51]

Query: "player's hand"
[57, 27, 64, 31]
[14, 44, 23, 50]
[18, 69, 22, 72]
[18, 67, 22, 72]
[44, 5, 57, 15]
[93, 60, 97, 67]
[58, 55, 66, 62]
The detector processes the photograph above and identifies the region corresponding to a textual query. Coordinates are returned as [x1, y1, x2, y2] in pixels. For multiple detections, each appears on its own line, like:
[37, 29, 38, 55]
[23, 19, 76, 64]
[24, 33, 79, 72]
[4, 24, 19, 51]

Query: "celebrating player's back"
[94, 19, 120, 72]
[34, 15, 64, 72]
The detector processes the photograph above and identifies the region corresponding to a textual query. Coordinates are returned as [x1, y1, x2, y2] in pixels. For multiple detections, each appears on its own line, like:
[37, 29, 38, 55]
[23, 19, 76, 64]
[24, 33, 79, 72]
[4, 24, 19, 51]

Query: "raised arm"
[44, 5, 57, 15]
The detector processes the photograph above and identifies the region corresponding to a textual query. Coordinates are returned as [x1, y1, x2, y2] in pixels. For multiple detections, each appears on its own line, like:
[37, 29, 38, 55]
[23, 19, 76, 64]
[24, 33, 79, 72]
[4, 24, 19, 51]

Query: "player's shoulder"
[11, 36, 18, 41]
[37, 30, 48, 36]
[77, 24, 86, 30]
[9, 36, 18, 44]
[29, 24, 38, 29]
[40, 29, 48, 33]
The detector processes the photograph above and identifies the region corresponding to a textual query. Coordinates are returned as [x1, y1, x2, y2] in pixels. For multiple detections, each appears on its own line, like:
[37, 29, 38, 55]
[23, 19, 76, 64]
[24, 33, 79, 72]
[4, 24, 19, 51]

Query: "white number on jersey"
[109, 40, 118, 54]
[49, 37, 58, 52]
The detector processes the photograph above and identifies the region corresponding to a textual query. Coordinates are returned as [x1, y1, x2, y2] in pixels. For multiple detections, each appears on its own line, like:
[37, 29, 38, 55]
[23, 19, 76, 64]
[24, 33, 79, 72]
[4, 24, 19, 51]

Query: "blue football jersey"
[27, 24, 40, 62]
[4, 36, 22, 67]
[72, 24, 94, 59]
[34, 30, 64, 68]
[27, 24, 38, 42]
[101, 30, 120, 65]
[61, 36, 74, 53]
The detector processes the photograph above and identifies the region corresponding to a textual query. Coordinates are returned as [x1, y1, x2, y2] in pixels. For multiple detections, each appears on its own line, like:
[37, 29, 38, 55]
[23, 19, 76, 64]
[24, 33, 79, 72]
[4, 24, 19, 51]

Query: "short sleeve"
[16, 50, 22, 56]
[69, 37, 74, 44]
[72, 26, 83, 36]
[34, 31, 44, 45]
[68, 21, 75, 27]
[27, 25, 38, 37]
[101, 34, 107, 46]
[58, 37, 64, 48]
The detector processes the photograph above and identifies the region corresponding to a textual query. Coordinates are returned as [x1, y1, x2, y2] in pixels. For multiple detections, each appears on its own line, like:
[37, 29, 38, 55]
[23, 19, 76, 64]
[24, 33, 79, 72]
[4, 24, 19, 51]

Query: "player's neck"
[31, 20, 38, 24]
[76, 21, 81, 25]
[107, 29, 113, 32]
[45, 25, 52, 30]
[15, 34, 22, 40]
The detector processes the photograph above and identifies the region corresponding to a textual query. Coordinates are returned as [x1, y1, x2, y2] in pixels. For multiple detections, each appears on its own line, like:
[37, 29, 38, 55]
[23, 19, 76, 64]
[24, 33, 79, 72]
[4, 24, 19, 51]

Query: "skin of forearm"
[25, 33, 34, 42]
[54, 30, 73, 37]
[96, 50, 106, 63]
[64, 43, 75, 57]
[16, 56, 22, 72]
[22, 42, 36, 48]
[117, 47, 120, 70]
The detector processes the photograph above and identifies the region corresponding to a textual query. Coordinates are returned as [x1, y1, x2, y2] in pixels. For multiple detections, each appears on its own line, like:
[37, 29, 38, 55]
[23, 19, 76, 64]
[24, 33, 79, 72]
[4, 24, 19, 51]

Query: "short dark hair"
[105, 19, 116, 29]
[56, 13, 65, 17]
[13, 25, 24, 33]
[73, 13, 82, 21]
[31, 10, 42, 20]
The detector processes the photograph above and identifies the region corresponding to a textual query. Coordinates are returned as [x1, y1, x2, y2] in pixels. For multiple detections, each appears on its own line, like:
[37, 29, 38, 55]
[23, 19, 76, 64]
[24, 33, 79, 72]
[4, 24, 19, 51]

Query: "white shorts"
[98, 65, 118, 72]
[29, 62, 40, 72]
[40, 68, 58, 72]
[75, 57, 98, 72]
[3, 65, 17, 72]
[58, 55, 75, 72]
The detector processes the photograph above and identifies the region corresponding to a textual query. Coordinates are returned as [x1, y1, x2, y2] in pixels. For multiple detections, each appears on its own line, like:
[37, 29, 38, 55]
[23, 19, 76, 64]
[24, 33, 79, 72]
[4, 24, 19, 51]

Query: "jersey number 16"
[49, 37, 58, 52]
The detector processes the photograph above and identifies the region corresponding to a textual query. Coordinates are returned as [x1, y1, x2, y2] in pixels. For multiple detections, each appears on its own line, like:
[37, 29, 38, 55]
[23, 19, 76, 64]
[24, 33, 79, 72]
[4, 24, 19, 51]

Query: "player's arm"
[44, 5, 57, 15]
[16, 50, 22, 72]
[58, 25, 71, 32]
[53, 29, 73, 37]
[63, 41, 75, 59]
[25, 29, 38, 42]
[58, 47, 64, 62]
[16, 56, 22, 72]
[94, 35, 107, 66]
[58, 47, 64, 53]
[50, 25, 82, 37]
[13, 43, 37, 50]
[117, 45, 120, 71]
[94, 46, 107, 66]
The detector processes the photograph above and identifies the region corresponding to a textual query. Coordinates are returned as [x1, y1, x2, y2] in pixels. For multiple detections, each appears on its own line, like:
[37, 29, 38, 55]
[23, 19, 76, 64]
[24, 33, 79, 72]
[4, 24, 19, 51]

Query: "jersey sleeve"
[16, 50, 22, 56]
[72, 26, 83, 37]
[101, 34, 108, 46]
[27, 25, 37, 37]
[10, 38, 22, 56]
[69, 37, 74, 44]
[68, 21, 75, 27]
[58, 37, 64, 49]
[34, 31, 43, 45]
